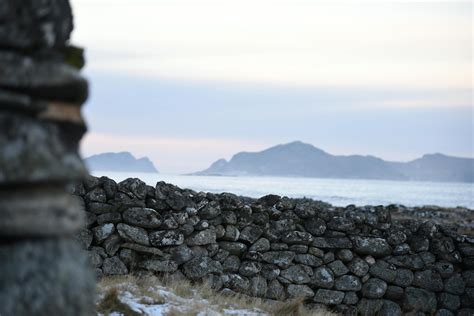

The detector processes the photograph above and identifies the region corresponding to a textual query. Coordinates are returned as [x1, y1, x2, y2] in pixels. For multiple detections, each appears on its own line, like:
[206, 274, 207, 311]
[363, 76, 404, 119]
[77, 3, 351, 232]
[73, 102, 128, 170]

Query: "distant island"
[85, 152, 159, 173]
[194, 141, 474, 182]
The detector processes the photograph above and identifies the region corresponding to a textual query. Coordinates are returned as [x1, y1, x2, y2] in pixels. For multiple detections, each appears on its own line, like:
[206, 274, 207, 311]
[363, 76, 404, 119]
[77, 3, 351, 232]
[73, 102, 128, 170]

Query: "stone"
[403, 287, 437, 313]
[352, 236, 392, 258]
[280, 265, 312, 284]
[198, 201, 221, 219]
[379, 299, 402, 316]
[119, 249, 137, 268]
[249, 238, 270, 252]
[223, 255, 241, 272]
[304, 217, 326, 236]
[88, 202, 114, 214]
[250, 276, 267, 297]
[102, 256, 128, 276]
[294, 254, 323, 267]
[432, 237, 456, 255]
[118, 178, 147, 200]
[362, 278, 387, 299]
[103, 234, 121, 256]
[308, 247, 325, 257]
[92, 223, 115, 243]
[369, 260, 397, 283]
[239, 261, 262, 277]
[385, 285, 404, 301]
[463, 270, 474, 287]
[393, 243, 410, 255]
[313, 237, 352, 249]
[139, 259, 178, 273]
[348, 257, 369, 277]
[239, 225, 263, 244]
[335, 275, 362, 291]
[287, 284, 315, 299]
[169, 245, 194, 264]
[393, 268, 414, 287]
[413, 269, 444, 292]
[120, 243, 164, 256]
[436, 309, 455, 316]
[289, 244, 308, 253]
[439, 292, 460, 311]
[262, 251, 295, 269]
[387, 254, 424, 270]
[116, 223, 149, 246]
[96, 212, 121, 225]
[336, 249, 353, 262]
[357, 298, 384, 316]
[223, 225, 240, 241]
[85, 187, 107, 203]
[186, 229, 216, 246]
[149, 230, 184, 247]
[266, 279, 286, 300]
[311, 266, 335, 289]
[182, 256, 222, 280]
[313, 289, 345, 305]
[343, 291, 359, 305]
[222, 274, 250, 293]
[444, 273, 465, 295]
[122, 207, 161, 228]
[219, 242, 248, 256]
[410, 236, 430, 253]
[387, 230, 407, 246]
[327, 217, 355, 232]
[281, 231, 314, 245]
[261, 264, 280, 280]
[328, 260, 349, 276]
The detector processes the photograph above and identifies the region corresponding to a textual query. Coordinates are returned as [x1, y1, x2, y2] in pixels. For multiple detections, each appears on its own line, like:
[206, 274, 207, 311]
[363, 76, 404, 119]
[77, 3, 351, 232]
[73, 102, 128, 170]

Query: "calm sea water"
[91, 171, 474, 209]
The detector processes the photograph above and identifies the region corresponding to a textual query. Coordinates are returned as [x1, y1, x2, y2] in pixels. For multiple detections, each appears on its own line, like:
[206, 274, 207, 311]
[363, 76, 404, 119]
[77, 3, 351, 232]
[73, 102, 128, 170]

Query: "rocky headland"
[72, 175, 474, 315]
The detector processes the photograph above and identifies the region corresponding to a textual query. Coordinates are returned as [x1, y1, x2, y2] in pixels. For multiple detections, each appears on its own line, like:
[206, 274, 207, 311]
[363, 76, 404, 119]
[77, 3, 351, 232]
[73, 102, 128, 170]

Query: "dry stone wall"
[72, 176, 474, 315]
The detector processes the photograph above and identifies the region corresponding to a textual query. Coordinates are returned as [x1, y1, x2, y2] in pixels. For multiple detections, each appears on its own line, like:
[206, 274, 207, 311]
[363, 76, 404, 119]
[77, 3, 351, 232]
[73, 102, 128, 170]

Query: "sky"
[71, 0, 473, 173]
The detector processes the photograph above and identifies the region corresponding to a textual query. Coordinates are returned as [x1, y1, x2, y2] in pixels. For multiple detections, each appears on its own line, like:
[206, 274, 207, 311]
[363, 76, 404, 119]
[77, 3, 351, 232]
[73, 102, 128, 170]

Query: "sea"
[91, 172, 474, 209]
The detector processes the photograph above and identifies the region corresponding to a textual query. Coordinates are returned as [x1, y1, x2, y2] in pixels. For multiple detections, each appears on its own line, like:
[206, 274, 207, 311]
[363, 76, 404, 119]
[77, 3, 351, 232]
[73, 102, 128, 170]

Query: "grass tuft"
[97, 287, 142, 316]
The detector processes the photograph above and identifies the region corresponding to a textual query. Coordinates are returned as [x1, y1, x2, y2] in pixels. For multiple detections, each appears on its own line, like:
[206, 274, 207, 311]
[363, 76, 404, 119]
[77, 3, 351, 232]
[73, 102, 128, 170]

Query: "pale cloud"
[71, 0, 472, 90]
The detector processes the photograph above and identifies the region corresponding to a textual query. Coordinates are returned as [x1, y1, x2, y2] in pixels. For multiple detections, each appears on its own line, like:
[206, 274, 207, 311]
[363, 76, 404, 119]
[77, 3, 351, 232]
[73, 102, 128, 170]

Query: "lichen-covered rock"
[249, 238, 270, 252]
[102, 256, 128, 276]
[92, 223, 115, 243]
[369, 260, 397, 283]
[116, 223, 149, 246]
[348, 257, 370, 277]
[413, 269, 444, 292]
[139, 259, 178, 272]
[287, 284, 315, 299]
[335, 275, 362, 291]
[328, 260, 349, 276]
[294, 254, 323, 267]
[314, 289, 344, 305]
[186, 229, 216, 246]
[183, 256, 222, 280]
[304, 217, 326, 236]
[238, 261, 262, 277]
[219, 241, 247, 256]
[280, 265, 312, 284]
[362, 278, 387, 298]
[122, 207, 161, 228]
[281, 231, 314, 245]
[262, 251, 295, 269]
[353, 236, 392, 257]
[403, 287, 437, 313]
[149, 230, 184, 247]
[239, 225, 263, 244]
[312, 266, 335, 289]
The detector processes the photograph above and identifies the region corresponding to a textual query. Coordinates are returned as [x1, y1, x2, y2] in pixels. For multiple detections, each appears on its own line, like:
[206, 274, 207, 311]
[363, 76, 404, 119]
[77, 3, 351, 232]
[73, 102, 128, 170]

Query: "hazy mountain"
[195, 141, 473, 182]
[85, 152, 158, 173]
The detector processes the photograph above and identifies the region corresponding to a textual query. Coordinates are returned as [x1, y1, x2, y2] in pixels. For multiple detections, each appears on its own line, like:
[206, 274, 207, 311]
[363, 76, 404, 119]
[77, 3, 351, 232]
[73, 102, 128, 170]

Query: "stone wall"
[72, 175, 474, 315]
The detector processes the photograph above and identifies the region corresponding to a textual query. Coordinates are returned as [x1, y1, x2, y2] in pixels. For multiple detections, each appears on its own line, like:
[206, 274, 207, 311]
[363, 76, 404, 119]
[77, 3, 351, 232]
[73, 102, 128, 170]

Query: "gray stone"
[410, 235, 429, 253]
[120, 243, 165, 256]
[314, 289, 345, 305]
[335, 275, 362, 291]
[369, 260, 397, 282]
[463, 270, 474, 287]
[149, 230, 184, 246]
[304, 217, 327, 236]
[266, 279, 286, 300]
[85, 187, 106, 203]
[393, 268, 414, 287]
[413, 269, 444, 292]
[281, 231, 314, 245]
[436, 309, 455, 316]
[102, 256, 128, 275]
[103, 234, 121, 256]
[435, 262, 455, 278]
[249, 238, 270, 252]
[223, 225, 240, 241]
[239, 225, 263, 244]
[116, 223, 149, 246]
[262, 251, 295, 269]
[313, 237, 352, 249]
[439, 292, 460, 311]
[287, 284, 315, 299]
[327, 216, 355, 232]
[182, 256, 223, 280]
[311, 266, 335, 289]
[379, 299, 402, 316]
[96, 212, 121, 224]
[289, 244, 308, 253]
[186, 229, 216, 246]
[222, 274, 250, 293]
[385, 285, 404, 301]
[119, 249, 137, 268]
[403, 287, 437, 313]
[223, 255, 241, 272]
[387, 254, 424, 270]
[198, 201, 221, 219]
[76, 229, 93, 249]
[92, 223, 115, 243]
[294, 254, 323, 267]
[336, 249, 353, 262]
[343, 291, 359, 305]
[444, 273, 465, 295]
[362, 278, 387, 298]
[352, 236, 392, 258]
[250, 276, 267, 297]
[328, 260, 349, 276]
[170, 245, 194, 264]
[88, 202, 114, 214]
[261, 264, 280, 280]
[239, 261, 262, 277]
[122, 207, 161, 228]
[219, 242, 248, 256]
[139, 259, 178, 272]
[280, 265, 312, 284]
[348, 257, 370, 277]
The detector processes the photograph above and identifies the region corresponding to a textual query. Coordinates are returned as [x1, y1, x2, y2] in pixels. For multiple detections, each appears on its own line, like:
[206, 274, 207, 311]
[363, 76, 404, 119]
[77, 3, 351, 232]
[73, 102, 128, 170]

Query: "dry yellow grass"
[97, 275, 333, 316]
